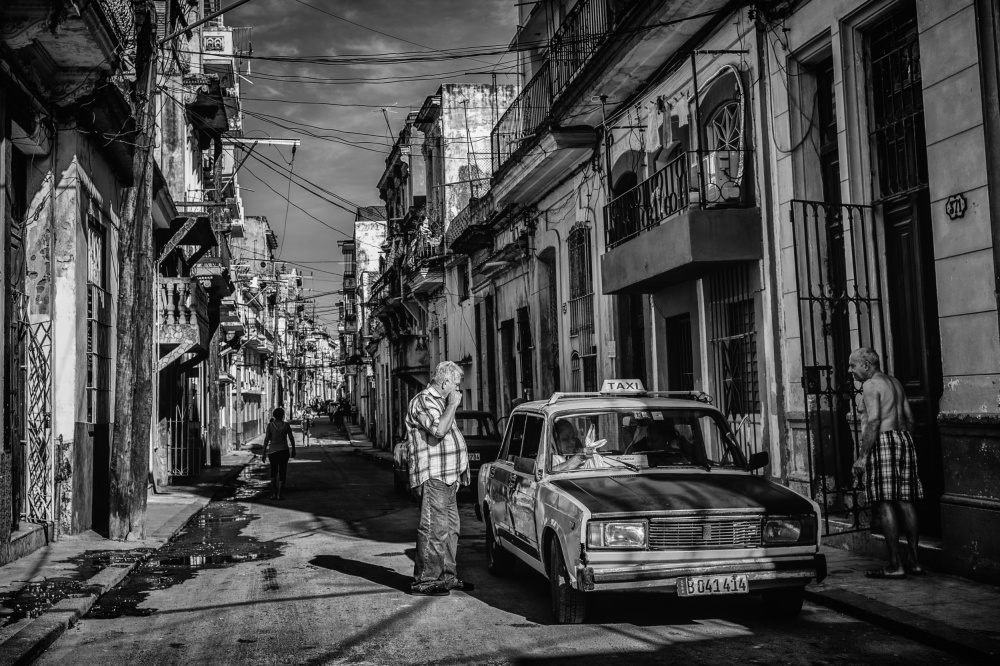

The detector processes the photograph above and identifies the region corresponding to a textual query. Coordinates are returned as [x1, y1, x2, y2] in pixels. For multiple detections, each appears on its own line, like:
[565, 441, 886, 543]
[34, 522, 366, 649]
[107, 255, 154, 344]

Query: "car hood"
[550, 473, 813, 516]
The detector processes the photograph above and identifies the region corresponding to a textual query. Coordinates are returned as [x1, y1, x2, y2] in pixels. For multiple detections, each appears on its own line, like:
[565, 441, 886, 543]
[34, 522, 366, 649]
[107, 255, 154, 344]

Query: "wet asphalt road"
[35, 423, 975, 666]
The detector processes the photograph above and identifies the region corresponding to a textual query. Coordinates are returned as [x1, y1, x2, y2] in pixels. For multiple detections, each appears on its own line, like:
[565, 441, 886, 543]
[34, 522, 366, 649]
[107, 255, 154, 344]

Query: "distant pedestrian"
[404, 360, 472, 596]
[301, 407, 312, 447]
[849, 347, 925, 579]
[262, 407, 296, 500]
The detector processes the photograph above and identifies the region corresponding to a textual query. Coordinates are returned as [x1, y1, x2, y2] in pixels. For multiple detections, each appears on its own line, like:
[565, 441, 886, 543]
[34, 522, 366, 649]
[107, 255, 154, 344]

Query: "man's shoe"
[446, 580, 475, 591]
[411, 586, 450, 597]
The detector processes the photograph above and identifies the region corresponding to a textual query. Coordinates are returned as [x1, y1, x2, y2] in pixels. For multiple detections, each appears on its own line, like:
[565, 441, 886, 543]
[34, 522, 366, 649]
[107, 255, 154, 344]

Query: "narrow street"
[31, 423, 971, 666]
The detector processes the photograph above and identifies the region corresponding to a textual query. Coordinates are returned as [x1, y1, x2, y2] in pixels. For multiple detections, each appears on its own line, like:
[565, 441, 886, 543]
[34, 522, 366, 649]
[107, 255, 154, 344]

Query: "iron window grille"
[568, 224, 596, 390]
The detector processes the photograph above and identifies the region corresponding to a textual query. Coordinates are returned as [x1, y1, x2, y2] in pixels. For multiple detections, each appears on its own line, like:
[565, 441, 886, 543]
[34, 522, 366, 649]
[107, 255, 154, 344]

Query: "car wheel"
[760, 586, 805, 619]
[485, 515, 515, 577]
[549, 541, 586, 624]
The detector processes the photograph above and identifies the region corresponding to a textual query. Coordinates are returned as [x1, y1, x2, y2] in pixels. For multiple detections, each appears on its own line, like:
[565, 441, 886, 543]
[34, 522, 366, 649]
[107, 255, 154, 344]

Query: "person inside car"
[627, 419, 702, 463]
[550, 420, 610, 472]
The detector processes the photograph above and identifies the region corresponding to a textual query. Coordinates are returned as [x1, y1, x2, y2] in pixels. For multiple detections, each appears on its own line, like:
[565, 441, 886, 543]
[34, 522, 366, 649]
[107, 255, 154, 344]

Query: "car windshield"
[547, 408, 748, 472]
[455, 414, 499, 439]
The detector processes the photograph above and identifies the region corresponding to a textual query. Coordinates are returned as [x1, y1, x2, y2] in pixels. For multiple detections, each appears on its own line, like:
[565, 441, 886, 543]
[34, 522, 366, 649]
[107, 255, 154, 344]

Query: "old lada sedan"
[477, 380, 826, 624]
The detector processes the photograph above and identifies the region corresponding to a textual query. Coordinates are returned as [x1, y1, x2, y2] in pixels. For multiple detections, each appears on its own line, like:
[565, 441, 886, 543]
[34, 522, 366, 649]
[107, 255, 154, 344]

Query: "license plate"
[468, 453, 480, 461]
[677, 574, 749, 597]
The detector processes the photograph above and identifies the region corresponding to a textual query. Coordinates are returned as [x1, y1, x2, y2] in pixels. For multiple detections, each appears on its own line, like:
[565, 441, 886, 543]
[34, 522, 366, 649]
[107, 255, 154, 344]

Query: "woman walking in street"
[262, 407, 296, 500]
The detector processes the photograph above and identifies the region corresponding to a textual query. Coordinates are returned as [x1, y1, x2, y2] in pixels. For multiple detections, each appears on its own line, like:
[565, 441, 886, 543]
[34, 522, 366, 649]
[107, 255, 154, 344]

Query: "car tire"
[485, 515, 515, 577]
[760, 586, 805, 619]
[549, 541, 586, 624]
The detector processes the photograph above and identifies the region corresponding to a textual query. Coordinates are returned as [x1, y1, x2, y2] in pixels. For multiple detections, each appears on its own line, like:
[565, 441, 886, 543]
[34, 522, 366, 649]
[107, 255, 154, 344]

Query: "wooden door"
[883, 192, 942, 533]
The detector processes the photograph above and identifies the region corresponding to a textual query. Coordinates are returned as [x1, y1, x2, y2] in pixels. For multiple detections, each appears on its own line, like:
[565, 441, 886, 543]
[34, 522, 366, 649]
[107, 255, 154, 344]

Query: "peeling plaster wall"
[439, 84, 516, 232]
[43, 132, 125, 535]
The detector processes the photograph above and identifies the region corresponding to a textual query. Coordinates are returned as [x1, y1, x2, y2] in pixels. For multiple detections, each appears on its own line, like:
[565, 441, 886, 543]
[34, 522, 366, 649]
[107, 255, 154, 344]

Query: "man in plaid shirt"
[850, 347, 925, 580]
[405, 360, 471, 596]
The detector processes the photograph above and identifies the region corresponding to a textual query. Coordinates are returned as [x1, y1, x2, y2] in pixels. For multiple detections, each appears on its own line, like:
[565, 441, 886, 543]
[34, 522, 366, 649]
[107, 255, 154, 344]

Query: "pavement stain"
[81, 501, 286, 619]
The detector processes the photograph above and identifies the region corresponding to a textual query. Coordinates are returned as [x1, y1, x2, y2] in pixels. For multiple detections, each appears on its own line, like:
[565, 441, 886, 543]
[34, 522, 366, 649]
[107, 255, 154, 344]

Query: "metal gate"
[24, 321, 53, 522]
[790, 199, 886, 534]
[5, 227, 54, 527]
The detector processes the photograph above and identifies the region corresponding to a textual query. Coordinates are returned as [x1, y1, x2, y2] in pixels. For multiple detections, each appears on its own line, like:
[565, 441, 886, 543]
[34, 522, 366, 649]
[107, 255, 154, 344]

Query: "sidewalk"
[807, 545, 1000, 661]
[0, 446, 256, 666]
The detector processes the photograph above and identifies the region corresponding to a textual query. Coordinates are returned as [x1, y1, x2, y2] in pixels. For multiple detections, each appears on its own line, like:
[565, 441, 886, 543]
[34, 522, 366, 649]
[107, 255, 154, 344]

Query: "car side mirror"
[748, 451, 769, 471]
[513, 456, 536, 475]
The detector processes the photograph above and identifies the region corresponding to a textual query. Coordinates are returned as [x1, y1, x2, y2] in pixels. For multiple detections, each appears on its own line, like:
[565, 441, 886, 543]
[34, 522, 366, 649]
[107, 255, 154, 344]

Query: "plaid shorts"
[865, 430, 924, 502]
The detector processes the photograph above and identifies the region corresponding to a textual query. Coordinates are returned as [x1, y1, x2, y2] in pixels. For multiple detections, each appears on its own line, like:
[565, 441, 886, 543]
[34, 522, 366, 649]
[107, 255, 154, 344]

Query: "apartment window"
[815, 56, 841, 203]
[568, 225, 596, 391]
[86, 216, 111, 425]
[867, 5, 927, 199]
[458, 261, 470, 301]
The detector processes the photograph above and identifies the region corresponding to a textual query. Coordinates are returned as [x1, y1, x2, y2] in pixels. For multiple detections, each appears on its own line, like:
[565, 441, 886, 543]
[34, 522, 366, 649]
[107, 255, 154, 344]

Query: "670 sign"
[677, 574, 749, 597]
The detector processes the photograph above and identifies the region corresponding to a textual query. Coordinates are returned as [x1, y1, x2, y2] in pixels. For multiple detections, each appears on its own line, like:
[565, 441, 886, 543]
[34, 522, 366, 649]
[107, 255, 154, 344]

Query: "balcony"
[157, 278, 210, 370]
[600, 150, 761, 294]
[404, 236, 447, 295]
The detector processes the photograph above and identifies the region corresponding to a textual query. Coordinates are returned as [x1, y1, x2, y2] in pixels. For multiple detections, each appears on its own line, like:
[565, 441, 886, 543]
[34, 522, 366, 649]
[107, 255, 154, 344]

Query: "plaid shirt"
[405, 384, 470, 487]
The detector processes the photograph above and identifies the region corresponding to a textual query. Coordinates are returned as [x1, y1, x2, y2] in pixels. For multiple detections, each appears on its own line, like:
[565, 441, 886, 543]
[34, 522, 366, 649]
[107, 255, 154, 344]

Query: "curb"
[0, 458, 253, 666]
[805, 587, 999, 662]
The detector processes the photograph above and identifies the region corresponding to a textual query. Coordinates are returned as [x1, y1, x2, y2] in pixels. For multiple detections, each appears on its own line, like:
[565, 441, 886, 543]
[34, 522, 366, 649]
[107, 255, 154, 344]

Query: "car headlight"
[763, 515, 817, 545]
[586, 521, 646, 549]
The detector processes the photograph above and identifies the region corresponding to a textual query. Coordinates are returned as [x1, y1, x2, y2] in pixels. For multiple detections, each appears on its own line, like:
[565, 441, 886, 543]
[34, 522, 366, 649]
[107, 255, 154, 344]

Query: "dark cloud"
[225, 0, 517, 327]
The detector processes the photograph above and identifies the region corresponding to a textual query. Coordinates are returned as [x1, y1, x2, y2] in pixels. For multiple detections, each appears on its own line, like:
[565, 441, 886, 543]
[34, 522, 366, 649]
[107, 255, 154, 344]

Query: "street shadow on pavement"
[309, 555, 412, 594]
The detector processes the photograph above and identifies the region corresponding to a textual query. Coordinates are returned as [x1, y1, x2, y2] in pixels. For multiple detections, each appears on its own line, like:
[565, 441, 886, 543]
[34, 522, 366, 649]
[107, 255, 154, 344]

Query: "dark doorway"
[664, 314, 694, 391]
[866, 3, 942, 534]
[484, 295, 498, 415]
[516, 307, 534, 401]
[617, 294, 647, 385]
[500, 318, 516, 414]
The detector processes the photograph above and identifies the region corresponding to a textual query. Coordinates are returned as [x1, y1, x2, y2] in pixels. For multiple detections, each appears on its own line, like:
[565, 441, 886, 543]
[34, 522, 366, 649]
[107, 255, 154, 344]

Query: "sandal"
[865, 567, 907, 580]
[904, 565, 928, 576]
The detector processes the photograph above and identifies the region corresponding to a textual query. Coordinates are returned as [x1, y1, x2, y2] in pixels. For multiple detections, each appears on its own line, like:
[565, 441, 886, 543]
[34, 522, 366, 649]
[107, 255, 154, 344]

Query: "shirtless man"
[849, 347, 925, 579]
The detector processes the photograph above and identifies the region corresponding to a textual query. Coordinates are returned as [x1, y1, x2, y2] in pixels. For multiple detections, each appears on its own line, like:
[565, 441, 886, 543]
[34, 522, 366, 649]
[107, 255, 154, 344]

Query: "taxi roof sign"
[600, 379, 646, 395]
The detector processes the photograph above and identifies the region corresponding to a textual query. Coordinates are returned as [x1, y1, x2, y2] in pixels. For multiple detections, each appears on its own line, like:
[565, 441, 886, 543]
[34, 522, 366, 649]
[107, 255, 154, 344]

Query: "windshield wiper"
[600, 456, 640, 472]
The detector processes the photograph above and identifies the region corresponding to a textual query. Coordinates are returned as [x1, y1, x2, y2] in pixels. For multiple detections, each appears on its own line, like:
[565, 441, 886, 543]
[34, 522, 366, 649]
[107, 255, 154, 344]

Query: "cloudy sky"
[223, 0, 520, 329]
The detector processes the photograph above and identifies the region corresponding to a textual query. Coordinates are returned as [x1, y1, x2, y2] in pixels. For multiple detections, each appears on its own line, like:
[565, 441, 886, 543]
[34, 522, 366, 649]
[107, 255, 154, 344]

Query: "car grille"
[647, 517, 762, 550]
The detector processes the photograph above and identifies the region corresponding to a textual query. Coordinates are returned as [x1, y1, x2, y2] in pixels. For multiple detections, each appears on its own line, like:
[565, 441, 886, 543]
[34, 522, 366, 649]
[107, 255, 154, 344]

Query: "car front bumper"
[575, 554, 826, 592]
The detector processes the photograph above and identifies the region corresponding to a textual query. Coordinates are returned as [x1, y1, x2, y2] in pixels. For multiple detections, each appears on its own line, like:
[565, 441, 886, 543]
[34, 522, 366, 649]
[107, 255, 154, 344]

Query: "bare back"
[860, 371, 914, 433]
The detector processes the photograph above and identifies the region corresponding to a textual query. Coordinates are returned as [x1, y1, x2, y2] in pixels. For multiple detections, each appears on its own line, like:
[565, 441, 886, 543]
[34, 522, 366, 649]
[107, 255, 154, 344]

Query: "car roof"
[456, 409, 495, 418]
[511, 395, 725, 418]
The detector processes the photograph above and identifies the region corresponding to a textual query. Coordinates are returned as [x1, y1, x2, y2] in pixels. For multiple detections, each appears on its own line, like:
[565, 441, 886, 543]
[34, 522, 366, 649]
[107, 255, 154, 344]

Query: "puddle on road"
[216, 459, 274, 501]
[83, 501, 285, 619]
[0, 578, 103, 627]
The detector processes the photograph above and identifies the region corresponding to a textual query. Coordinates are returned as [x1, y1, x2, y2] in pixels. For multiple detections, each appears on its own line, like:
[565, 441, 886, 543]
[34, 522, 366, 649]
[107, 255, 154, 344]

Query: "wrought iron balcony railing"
[492, 59, 552, 174]
[603, 149, 753, 250]
[490, 0, 641, 175]
[550, 0, 620, 99]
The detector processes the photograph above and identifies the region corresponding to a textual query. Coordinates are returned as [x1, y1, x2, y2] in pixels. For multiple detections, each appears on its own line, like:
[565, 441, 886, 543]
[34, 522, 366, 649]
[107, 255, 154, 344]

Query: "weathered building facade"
[361, 0, 1000, 585]
[2, 0, 145, 555]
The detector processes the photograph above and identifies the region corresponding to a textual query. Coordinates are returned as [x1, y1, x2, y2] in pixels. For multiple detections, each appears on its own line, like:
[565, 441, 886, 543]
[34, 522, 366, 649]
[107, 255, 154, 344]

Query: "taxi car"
[477, 380, 826, 624]
[393, 410, 502, 494]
